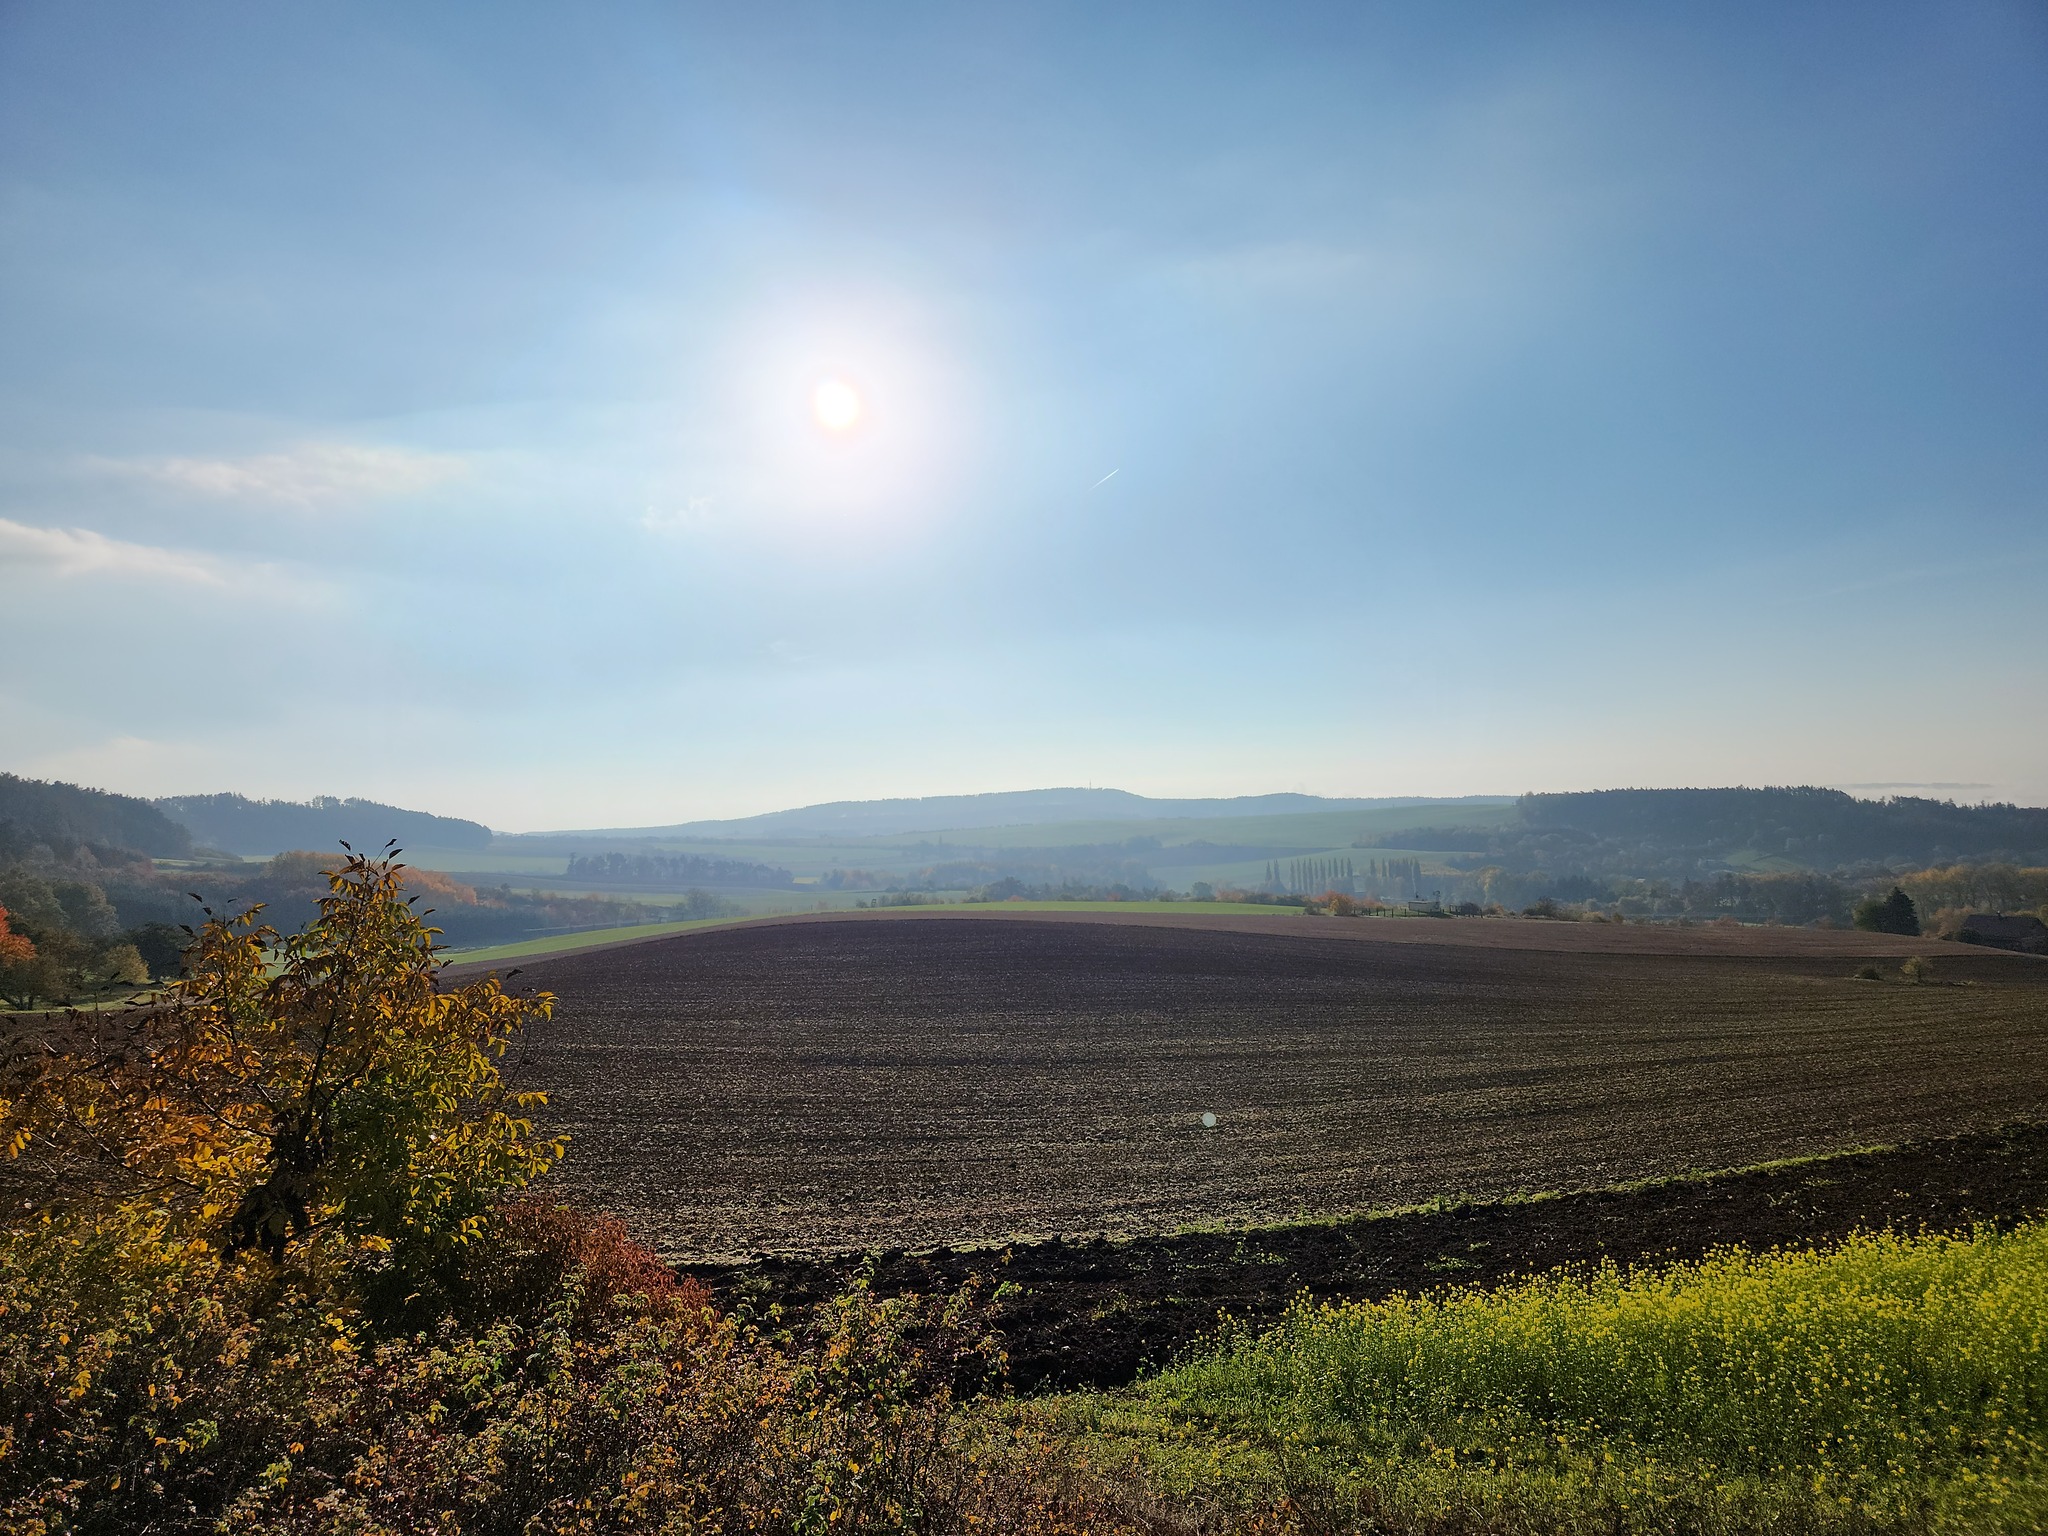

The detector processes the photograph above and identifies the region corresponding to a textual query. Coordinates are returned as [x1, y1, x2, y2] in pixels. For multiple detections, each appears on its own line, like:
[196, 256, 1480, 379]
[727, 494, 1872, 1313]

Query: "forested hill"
[562, 789, 1510, 840]
[156, 794, 493, 857]
[0, 773, 193, 861]
[1519, 788, 2048, 868]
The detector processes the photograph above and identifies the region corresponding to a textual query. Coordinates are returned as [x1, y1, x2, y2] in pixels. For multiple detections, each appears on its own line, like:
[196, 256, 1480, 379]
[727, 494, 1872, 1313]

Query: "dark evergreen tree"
[1852, 886, 1920, 936]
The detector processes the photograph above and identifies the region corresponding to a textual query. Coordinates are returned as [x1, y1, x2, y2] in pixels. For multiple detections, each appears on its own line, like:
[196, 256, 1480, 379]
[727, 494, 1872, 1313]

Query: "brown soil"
[480, 914, 2048, 1260]
[688, 1121, 2048, 1393]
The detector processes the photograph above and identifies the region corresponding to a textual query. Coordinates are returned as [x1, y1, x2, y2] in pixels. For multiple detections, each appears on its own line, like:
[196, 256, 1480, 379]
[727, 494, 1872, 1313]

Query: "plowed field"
[473, 912, 2048, 1260]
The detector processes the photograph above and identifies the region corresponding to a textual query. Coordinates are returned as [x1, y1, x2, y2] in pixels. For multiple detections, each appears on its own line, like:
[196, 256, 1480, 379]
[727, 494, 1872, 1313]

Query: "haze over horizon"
[4, 2, 2045, 828]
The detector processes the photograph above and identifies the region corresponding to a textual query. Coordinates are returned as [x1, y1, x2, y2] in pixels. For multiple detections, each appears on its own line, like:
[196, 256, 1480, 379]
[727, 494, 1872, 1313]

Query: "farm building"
[1956, 912, 2048, 954]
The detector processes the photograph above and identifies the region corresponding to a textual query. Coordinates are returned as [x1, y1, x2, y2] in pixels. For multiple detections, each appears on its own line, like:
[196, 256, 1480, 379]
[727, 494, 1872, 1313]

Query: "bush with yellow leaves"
[0, 856, 1164, 1536]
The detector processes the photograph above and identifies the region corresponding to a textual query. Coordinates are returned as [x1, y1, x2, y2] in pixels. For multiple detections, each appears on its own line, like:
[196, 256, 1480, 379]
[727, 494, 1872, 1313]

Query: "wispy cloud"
[0, 517, 228, 584]
[114, 442, 466, 508]
[641, 496, 716, 534]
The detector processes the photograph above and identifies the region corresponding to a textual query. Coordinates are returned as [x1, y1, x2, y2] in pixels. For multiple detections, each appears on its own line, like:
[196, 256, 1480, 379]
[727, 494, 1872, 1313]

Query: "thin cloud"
[642, 496, 716, 534]
[0, 517, 227, 585]
[115, 442, 466, 508]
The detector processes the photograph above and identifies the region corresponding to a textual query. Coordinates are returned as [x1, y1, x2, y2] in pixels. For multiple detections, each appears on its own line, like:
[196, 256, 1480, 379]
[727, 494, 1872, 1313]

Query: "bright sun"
[811, 378, 863, 433]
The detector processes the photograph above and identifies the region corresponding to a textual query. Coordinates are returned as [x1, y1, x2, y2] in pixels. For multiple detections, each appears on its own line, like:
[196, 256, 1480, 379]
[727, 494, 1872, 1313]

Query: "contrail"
[1089, 468, 1120, 489]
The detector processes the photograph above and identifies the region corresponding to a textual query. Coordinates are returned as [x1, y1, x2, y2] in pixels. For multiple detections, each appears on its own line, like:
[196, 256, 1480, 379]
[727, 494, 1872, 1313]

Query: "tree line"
[156, 791, 492, 855]
[0, 771, 708, 1007]
[564, 851, 796, 888]
[1517, 786, 2048, 868]
[1448, 864, 2048, 933]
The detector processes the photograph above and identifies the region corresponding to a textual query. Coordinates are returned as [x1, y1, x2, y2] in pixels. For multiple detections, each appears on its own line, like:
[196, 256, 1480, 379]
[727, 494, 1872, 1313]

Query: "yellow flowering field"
[1062, 1222, 2048, 1532]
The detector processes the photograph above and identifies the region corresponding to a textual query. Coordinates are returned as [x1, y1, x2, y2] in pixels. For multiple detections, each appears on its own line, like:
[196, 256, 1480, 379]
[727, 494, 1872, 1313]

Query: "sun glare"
[812, 378, 862, 433]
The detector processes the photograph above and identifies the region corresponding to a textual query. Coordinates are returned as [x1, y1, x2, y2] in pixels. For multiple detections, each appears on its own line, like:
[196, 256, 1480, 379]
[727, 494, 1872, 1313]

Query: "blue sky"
[3, 1, 2044, 829]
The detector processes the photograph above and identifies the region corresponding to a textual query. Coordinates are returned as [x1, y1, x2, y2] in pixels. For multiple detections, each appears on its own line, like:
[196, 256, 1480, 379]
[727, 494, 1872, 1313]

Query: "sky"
[2, 1, 2045, 830]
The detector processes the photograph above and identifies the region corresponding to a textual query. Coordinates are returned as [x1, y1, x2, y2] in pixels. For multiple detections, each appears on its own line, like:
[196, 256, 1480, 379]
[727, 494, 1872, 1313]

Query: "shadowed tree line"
[153, 791, 493, 856]
[0, 779, 672, 1009]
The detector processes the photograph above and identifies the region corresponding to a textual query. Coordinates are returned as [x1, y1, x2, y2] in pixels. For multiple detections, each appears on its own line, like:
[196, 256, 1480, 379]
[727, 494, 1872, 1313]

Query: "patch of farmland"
[487, 913, 2048, 1260]
[696, 1123, 2048, 1393]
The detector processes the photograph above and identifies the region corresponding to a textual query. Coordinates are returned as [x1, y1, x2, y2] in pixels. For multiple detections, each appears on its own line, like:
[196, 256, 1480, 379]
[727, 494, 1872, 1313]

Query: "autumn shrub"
[0, 1216, 1160, 1535]
[2, 1196, 1181, 1534]
[0, 855, 1175, 1535]
[224, 1278, 1070, 1536]
[2, 854, 563, 1263]
[375, 1198, 714, 1337]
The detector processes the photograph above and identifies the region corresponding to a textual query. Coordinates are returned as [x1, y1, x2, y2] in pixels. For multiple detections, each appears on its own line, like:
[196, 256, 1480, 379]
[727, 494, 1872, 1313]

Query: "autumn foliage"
[0, 906, 31, 971]
[3, 853, 560, 1262]
[0, 905, 40, 1008]
[0, 855, 1165, 1535]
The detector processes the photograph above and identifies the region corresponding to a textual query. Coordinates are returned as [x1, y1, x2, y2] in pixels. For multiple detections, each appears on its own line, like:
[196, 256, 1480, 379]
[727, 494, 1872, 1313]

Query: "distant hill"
[0, 773, 194, 861]
[1519, 788, 2048, 870]
[156, 793, 493, 858]
[531, 788, 1514, 841]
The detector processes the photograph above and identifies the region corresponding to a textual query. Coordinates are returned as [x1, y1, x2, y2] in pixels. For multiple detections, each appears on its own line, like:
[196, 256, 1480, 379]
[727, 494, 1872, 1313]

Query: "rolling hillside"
[523, 788, 1513, 841]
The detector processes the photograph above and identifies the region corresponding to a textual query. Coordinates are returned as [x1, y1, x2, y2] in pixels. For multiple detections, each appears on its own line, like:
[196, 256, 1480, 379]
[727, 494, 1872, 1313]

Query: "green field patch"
[437, 900, 1302, 966]
[1057, 1221, 2048, 1532]
[438, 915, 751, 965]
[400, 845, 573, 876]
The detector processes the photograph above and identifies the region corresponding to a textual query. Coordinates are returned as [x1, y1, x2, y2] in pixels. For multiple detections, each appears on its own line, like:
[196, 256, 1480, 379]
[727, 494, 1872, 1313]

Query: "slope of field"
[487, 914, 2048, 1260]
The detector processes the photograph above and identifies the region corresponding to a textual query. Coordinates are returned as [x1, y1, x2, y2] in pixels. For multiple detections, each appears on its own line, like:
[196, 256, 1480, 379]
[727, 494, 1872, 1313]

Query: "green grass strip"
[436, 900, 1301, 966]
[437, 915, 753, 965]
